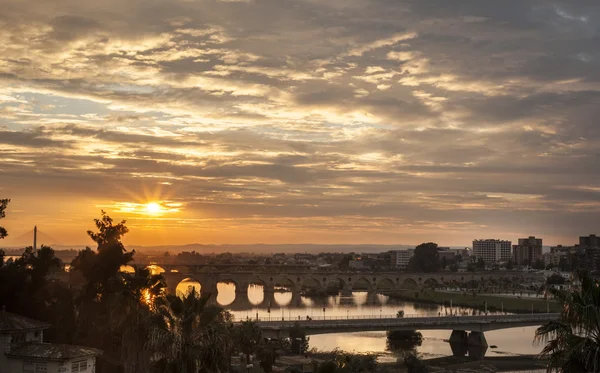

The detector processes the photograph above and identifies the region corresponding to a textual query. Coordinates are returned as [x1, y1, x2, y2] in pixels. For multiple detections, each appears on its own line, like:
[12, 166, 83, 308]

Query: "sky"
[0, 0, 599, 247]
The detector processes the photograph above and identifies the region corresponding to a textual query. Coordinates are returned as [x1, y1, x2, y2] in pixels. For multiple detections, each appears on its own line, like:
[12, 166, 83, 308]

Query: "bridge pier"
[449, 330, 468, 345]
[467, 331, 488, 348]
[236, 282, 249, 295]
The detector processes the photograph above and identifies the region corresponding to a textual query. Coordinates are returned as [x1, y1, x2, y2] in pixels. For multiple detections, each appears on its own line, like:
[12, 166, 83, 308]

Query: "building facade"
[472, 239, 512, 264]
[579, 234, 599, 248]
[390, 249, 414, 269]
[512, 236, 543, 266]
[0, 310, 102, 373]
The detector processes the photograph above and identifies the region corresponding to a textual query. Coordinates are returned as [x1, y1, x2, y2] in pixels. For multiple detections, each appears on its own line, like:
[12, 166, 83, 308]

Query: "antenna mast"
[33, 226, 37, 250]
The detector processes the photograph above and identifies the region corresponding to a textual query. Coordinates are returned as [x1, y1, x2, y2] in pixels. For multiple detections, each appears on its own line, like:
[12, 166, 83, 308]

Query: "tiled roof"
[7, 342, 103, 361]
[0, 310, 51, 332]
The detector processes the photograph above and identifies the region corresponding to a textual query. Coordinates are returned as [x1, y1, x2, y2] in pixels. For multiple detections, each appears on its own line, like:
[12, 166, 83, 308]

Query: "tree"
[407, 243, 439, 273]
[71, 212, 162, 373]
[0, 198, 10, 240]
[505, 259, 514, 270]
[289, 323, 309, 355]
[477, 257, 485, 270]
[440, 256, 447, 270]
[532, 259, 545, 270]
[316, 361, 338, 373]
[546, 273, 566, 285]
[403, 354, 428, 373]
[147, 289, 233, 373]
[536, 272, 600, 372]
[233, 320, 263, 364]
[559, 257, 570, 272]
[339, 254, 354, 270]
[467, 262, 477, 272]
[256, 342, 280, 373]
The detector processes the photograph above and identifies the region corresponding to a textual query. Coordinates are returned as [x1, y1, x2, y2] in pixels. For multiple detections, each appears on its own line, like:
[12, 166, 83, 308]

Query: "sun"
[145, 202, 162, 215]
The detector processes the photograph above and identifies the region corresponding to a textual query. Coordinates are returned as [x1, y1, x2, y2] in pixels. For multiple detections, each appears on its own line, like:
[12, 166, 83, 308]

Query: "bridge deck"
[245, 313, 560, 335]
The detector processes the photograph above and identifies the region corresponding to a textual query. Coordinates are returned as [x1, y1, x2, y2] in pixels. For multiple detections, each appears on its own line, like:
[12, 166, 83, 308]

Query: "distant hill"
[2, 228, 62, 248]
[127, 243, 418, 254]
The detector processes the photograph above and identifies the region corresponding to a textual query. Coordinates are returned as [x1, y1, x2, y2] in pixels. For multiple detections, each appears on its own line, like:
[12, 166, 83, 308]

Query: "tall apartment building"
[579, 235, 600, 272]
[472, 239, 512, 264]
[580, 234, 599, 248]
[390, 249, 415, 269]
[512, 236, 543, 266]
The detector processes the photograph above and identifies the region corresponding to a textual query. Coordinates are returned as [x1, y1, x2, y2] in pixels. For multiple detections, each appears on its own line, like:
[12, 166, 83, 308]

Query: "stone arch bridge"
[160, 268, 541, 303]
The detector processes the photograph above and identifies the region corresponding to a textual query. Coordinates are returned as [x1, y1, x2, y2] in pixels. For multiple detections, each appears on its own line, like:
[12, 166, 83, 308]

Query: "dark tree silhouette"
[0, 198, 10, 240]
[408, 243, 440, 273]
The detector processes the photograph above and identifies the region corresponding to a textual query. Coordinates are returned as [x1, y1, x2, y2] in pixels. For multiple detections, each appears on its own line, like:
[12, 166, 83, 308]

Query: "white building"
[473, 239, 512, 264]
[1, 310, 102, 373]
[390, 249, 414, 269]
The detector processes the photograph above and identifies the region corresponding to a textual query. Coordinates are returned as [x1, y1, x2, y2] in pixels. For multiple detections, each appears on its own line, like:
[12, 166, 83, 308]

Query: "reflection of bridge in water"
[252, 313, 560, 356]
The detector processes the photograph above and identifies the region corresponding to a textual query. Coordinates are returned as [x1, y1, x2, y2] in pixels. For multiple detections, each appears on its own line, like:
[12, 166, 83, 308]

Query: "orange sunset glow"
[0, 0, 598, 248]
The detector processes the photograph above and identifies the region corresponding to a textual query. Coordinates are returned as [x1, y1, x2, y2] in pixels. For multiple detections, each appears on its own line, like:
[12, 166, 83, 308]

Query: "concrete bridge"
[251, 313, 560, 348]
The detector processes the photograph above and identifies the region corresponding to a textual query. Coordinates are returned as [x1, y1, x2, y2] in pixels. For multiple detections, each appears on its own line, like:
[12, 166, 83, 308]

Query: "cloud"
[0, 0, 599, 245]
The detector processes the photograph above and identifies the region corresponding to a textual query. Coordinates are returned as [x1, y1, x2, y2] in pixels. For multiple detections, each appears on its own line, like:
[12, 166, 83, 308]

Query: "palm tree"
[147, 289, 233, 373]
[233, 320, 263, 364]
[535, 272, 600, 372]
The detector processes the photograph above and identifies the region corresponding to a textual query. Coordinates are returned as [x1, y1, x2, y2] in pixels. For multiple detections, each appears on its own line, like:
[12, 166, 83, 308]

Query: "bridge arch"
[300, 277, 322, 292]
[402, 278, 418, 288]
[146, 264, 166, 275]
[326, 278, 347, 292]
[423, 278, 440, 288]
[352, 277, 372, 291]
[176, 277, 202, 298]
[376, 278, 395, 291]
[273, 277, 296, 291]
[216, 280, 238, 306]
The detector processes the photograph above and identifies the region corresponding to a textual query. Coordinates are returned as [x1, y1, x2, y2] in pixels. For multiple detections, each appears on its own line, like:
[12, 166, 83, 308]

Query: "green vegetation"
[391, 289, 562, 313]
[0, 207, 238, 373]
[536, 272, 600, 372]
[314, 351, 377, 373]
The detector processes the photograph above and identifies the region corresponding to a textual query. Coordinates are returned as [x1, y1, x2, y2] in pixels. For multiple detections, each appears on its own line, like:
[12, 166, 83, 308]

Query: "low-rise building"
[0, 310, 102, 373]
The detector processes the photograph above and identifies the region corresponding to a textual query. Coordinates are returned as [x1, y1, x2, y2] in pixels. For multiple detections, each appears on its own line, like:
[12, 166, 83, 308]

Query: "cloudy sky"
[0, 0, 599, 247]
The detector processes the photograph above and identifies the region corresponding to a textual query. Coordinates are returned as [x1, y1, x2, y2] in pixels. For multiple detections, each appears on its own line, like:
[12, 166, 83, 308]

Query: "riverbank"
[306, 351, 546, 373]
[388, 289, 562, 314]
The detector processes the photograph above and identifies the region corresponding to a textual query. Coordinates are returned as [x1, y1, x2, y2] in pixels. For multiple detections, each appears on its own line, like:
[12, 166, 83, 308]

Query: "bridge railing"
[235, 313, 560, 324]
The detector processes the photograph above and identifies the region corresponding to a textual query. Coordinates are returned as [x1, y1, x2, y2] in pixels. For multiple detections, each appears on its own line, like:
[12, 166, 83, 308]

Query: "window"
[13, 333, 26, 344]
[35, 364, 47, 372]
[23, 362, 34, 373]
[72, 360, 87, 372]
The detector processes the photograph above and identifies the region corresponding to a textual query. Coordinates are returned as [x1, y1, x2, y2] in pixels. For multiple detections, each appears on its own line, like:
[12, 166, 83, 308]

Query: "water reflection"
[176, 278, 201, 297]
[248, 284, 264, 305]
[217, 283, 235, 306]
[214, 285, 543, 360]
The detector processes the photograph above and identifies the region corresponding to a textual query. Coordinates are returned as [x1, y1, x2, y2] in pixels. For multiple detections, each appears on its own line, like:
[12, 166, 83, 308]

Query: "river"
[180, 281, 545, 362]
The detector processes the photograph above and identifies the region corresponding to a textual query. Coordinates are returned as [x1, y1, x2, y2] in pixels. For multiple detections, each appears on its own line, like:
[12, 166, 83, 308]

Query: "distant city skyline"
[1, 1, 599, 246]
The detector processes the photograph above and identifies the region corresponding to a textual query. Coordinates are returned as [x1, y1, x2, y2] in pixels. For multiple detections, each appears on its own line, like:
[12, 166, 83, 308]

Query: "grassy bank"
[390, 289, 562, 314]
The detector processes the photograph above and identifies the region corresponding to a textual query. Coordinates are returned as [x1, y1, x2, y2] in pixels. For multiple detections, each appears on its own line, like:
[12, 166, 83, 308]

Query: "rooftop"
[0, 310, 51, 332]
[7, 342, 103, 361]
